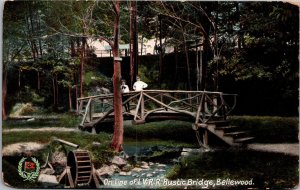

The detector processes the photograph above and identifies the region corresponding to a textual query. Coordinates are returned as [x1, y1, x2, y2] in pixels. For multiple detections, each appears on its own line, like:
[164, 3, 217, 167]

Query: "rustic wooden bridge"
[77, 90, 254, 147]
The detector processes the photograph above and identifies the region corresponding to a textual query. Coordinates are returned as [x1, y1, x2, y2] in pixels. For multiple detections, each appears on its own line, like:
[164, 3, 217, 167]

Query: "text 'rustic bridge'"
[77, 90, 254, 147]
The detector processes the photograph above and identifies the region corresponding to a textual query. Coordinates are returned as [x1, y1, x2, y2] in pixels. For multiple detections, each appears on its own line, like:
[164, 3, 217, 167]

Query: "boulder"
[51, 151, 67, 166]
[131, 167, 142, 172]
[140, 165, 150, 169]
[157, 164, 167, 168]
[111, 156, 127, 167]
[97, 164, 117, 176]
[119, 171, 132, 176]
[40, 168, 55, 175]
[121, 164, 132, 172]
[38, 174, 59, 185]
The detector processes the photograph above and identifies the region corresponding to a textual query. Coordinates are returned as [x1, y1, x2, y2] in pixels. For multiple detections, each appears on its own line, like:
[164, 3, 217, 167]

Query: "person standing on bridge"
[133, 76, 148, 91]
[121, 79, 130, 112]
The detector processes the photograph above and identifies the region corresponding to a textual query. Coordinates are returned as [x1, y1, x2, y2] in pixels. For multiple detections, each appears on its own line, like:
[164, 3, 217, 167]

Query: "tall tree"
[110, 1, 124, 152]
[129, 0, 138, 88]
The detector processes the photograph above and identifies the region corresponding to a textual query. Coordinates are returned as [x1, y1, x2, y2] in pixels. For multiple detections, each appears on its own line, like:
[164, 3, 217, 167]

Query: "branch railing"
[77, 90, 237, 127]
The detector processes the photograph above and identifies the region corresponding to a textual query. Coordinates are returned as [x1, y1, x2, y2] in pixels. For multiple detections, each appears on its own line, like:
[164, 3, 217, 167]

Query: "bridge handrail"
[77, 90, 237, 101]
[77, 90, 238, 127]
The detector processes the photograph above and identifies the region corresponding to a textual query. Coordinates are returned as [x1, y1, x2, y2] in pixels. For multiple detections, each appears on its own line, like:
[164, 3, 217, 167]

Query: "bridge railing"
[77, 90, 237, 127]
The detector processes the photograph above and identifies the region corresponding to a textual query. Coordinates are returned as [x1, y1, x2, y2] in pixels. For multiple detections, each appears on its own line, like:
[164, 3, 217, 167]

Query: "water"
[101, 163, 172, 189]
[100, 140, 181, 189]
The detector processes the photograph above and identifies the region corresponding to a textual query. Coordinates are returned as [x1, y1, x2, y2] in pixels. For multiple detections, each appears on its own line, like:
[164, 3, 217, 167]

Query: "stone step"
[234, 137, 255, 143]
[224, 131, 248, 138]
[215, 125, 240, 132]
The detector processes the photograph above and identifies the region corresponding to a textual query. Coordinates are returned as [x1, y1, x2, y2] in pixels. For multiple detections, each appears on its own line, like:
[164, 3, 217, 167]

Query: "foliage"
[2, 1, 298, 116]
[84, 70, 112, 89]
[9, 103, 37, 117]
[84, 143, 116, 168]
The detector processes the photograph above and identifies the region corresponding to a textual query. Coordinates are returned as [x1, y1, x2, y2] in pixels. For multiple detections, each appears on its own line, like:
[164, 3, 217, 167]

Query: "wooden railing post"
[89, 99, 93, 122]
[203, 129, 208, 147]
[141, 91, 145, 120]
[195, 92, 205, 124]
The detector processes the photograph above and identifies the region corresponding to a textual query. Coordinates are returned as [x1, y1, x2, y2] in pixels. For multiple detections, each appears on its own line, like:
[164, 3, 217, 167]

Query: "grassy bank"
[230, 116, 298, 143]
[2, 113, 81, 129]
[166, 149, 298, 189]
[124, 120, 196, 143]
[123, 116, 298, 144]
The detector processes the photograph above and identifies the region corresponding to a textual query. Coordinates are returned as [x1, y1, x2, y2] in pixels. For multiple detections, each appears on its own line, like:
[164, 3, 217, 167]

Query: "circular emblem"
[18, 157, 40, 182]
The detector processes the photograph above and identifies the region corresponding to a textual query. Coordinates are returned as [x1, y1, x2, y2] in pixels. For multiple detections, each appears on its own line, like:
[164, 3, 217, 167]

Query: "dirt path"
[3, 128, 298, 157]
[2, 142, 46, 156]
[3, 127, 79, 133]
[248, 143, 299, 156]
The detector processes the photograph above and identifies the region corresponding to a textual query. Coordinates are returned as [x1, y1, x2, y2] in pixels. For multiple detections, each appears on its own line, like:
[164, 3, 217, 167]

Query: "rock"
[92, 141, 101, 147]
[51, 151, 67, 166]
[121, 164, 132, 172]
[111, 164, 121, 172]
[132, 167, 142, 172]
[111, 156, 127, 167]
[149, 162, 154, 166]
[38, 174, 59, 184]
[146, 173, 153, 177]
[40, 168, 55, 175]
[181, 152, 190, 156]
[27, 118, 35, 122]
[119, 171, 132, 176]
[140, 165, 150, 169]
[157, 164, 167, 168]
[119, 151, 129, 159]
[97, 164, 117, 176]
[141, 161, 148, 166]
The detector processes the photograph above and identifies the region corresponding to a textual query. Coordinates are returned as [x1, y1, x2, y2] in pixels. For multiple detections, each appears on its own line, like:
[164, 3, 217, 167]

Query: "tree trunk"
[55, 74, 59, 106]
[201, 36, 209, 91]
[2, 70, 7, 120]
[182, 33, 191, 90]
[129, 0, 137, 88]
[199, 47, 203, 90]
[111, 1, 124, 152]
[196, 45, 199, 91]
[52, 76, 56, 106]
[159, 15, 163, 87]
[37, 71, 40, 91]
[70, 39, 76, 57]
[140, 35, 143, 55]
[184, 44, 191, 90]
[69, 86, 73, 111]
[80, 38, 85, 98]
[174, 46, 178, 89]
[75, 80, 79, 112]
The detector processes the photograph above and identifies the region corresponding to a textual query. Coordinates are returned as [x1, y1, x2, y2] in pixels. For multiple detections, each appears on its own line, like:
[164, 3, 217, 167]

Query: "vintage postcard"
[1, 1, 299, 189]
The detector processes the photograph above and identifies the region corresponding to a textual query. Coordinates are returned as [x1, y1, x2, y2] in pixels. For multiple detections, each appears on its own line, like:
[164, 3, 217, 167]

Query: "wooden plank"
[66, 166, 75, 188]
[80, 98, 92, 126]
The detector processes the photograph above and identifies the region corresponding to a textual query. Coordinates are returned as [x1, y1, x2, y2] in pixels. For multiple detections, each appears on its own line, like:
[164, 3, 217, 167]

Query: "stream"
[100, 140, 190, 189]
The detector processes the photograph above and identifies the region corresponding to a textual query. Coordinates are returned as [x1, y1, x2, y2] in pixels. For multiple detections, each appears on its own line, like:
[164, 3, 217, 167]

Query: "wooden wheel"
[67, 150, 92, 186]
